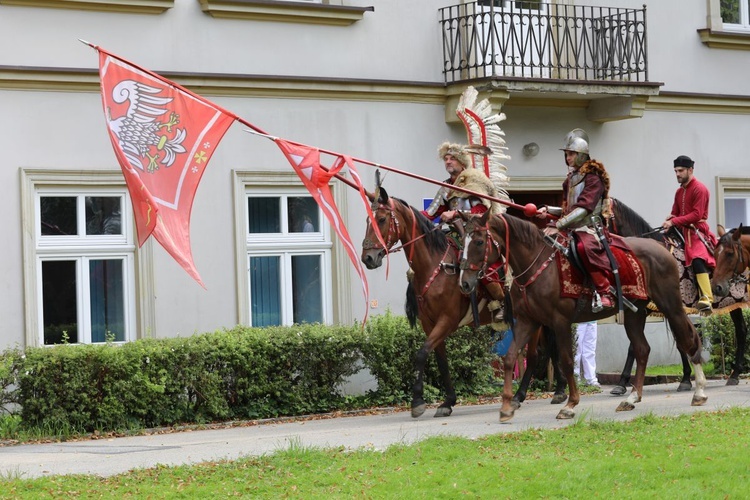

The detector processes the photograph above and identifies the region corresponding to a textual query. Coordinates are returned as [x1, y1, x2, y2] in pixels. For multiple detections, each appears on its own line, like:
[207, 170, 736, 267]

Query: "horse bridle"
[362, 199, 432, 266]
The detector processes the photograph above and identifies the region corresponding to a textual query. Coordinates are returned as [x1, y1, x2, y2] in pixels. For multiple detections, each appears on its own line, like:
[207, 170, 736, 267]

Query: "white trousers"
[575, 321, 598, 385]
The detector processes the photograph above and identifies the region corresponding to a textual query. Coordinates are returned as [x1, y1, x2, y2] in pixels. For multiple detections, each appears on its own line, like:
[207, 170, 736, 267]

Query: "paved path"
[2, 379, 749, 479]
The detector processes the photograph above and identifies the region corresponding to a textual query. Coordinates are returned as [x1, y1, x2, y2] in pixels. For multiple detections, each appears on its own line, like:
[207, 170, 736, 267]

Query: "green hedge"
[701, 308, 750, 376]
[0, 312, 496, 434]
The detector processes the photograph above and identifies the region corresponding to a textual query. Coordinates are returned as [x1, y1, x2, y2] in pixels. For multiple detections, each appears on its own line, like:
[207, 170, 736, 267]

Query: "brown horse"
[711, 224, 750, 382]
[360, 188, 562, 417]
[458, 211, 707, 421]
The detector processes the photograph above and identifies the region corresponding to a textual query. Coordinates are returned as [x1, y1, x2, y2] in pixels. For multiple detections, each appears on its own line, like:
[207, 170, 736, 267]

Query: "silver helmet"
[561, 128, 590, 166]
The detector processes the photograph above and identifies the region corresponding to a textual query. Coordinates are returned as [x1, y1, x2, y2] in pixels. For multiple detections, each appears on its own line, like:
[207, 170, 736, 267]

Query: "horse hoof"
[433, 407, 453, 418]
[616, 401, 635, 412]
[691, 395, 708, 406]
[510, 400, 521, 411]
[610, 385, 627, 396]
[726, 378, 739, 386]
[550, 393, 568, 405]
[677, 381, 692, 392]
[556, 408, 575, 419]
[499, 409, 515, 422]
[411, 404, 426, 418]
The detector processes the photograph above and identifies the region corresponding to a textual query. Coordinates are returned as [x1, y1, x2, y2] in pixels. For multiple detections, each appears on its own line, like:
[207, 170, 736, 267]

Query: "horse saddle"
[557, 234, 648, 301]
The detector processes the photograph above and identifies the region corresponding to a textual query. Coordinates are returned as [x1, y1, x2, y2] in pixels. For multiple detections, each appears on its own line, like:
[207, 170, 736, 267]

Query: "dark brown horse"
[359, 188, 562, 417]
[711, 224, 750, 383]
[458, 211, 707, 421]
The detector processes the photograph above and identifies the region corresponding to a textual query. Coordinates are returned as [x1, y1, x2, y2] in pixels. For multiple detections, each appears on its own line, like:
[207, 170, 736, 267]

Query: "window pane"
[288, 196, 319, 233]
[724, 198, 749, 229]
[42, 260, 78, 344]
[40, 196, 77, 236]
[86, 197, 123, 235]
[250, 256, 281, 326]
[721, 0, 741, 23]
[292, 255, 323, 324]
[248, 197, 281, 233]
[89, 259, 125, 343]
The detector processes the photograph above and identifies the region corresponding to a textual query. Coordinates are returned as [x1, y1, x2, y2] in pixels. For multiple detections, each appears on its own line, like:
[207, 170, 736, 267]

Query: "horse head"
[361, 186, 394, 269]
[711, 223, 748, 299]
[458, 210, 497, 294]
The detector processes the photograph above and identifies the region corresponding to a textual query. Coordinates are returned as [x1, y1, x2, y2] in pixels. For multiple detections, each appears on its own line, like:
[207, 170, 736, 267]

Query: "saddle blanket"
[557, 245, 648, 301]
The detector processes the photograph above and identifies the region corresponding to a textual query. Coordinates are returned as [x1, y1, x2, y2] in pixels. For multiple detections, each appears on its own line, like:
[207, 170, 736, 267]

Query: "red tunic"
[669, 177, 718, 267]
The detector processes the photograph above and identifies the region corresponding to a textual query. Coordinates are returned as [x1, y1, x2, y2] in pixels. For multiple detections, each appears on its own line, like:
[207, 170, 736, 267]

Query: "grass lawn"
[2, 407, 749, 498]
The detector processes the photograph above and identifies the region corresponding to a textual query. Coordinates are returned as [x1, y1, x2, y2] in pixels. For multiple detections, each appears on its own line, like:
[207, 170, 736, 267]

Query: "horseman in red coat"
[661, 155, 718, 311]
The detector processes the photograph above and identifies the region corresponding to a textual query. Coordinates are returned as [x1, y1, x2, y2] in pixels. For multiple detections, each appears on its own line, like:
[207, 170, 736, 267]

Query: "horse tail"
[405, 281, 419, 329]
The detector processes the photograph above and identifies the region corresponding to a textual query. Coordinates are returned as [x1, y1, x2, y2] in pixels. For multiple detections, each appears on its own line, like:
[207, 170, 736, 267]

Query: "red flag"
[274, 139, 371, 320]
[96, 48, 236, 287]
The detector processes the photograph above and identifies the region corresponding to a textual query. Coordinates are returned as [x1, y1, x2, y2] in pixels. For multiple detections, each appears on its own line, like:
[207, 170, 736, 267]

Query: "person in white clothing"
[574, 321, 600, 387]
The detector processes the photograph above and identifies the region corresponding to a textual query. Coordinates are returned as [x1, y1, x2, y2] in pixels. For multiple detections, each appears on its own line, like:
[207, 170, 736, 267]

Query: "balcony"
[439, 1, 663, 122]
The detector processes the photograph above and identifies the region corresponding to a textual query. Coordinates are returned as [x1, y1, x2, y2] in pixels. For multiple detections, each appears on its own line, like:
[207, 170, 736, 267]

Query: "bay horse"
[607, 199, 692, 393]
[711, 224, 750, 383]
[360, 187, 565, 418]
[458, 211, 707, 421]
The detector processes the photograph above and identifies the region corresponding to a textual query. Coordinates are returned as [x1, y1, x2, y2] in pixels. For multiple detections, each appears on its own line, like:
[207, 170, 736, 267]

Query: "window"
[716, 177, 750, 230]
[21, 170, 149, 347]
[35, 191, 136, 345]
[245, 187, 332, 327]
[721, 0, 750, 30]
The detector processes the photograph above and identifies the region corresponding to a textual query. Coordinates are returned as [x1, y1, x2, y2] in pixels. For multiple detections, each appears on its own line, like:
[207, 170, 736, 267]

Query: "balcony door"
[477, 0, 551, 78]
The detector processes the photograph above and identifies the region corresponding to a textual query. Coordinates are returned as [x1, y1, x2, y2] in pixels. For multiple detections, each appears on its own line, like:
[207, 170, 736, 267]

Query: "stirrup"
[591, 292, 603, 313]
[697, 296, 712, 312]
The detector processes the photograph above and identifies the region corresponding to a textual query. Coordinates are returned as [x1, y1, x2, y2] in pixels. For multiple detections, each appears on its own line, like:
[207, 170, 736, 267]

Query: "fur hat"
[438, 142, 471, 168]
[673, 155, 694, 168]
[449, 168, 502, 215]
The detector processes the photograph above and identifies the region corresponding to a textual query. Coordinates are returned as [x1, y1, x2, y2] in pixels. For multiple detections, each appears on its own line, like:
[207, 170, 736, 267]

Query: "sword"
[594, 220, 625, 322]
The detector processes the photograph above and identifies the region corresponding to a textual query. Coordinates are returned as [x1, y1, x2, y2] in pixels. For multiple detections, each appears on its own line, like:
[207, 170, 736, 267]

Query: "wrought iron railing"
[439, 1, 648, 84]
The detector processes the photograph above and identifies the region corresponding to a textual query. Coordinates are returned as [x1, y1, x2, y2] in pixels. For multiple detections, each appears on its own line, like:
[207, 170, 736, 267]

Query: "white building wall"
[1, 0, 749, 352]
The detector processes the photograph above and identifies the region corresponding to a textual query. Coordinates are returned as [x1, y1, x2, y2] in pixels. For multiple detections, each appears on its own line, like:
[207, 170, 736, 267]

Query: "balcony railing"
[439, 1, 649, 84]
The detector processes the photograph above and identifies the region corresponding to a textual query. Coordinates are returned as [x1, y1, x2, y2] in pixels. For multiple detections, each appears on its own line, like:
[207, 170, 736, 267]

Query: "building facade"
[1, 0, 748, 364]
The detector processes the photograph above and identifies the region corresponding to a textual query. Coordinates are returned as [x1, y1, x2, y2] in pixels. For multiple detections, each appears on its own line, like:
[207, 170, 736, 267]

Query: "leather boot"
[484, 281, 505, 323]
[589, 270, 614, 309]
[695, 273, 713, 311]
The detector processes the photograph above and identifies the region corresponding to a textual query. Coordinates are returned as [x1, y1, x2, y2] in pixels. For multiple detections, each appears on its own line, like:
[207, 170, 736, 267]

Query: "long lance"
[244, 129, 540, 215]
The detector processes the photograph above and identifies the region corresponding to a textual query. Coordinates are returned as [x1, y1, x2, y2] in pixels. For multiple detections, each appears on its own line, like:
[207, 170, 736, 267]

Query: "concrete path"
[2, 379, 749, 479]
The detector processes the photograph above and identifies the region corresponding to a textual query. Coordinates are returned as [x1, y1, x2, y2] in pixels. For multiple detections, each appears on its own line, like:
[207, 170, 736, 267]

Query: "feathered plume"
[455, 86, 511, 210]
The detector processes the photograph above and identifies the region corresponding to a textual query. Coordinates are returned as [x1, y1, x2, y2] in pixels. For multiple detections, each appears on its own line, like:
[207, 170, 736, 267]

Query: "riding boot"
[695, 273, 714, 311]
[589, 270, 614, 309]
[484, 281, 505, 324]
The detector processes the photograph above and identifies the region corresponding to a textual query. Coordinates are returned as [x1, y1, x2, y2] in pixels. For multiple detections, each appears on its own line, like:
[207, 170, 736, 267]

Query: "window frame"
[21, 169, 155, 347]
[233, 170, 351, 326]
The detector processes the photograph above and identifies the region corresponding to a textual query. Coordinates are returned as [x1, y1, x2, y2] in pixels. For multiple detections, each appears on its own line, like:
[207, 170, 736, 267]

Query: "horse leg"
[617, 312, 649, 412]
[726, 308, 747, 386]
[662, 305, 707, 406]
[555, 324, 579, 420]
[676, 348, 693, 392]
[411, 341, 431, 418]
[433, 342, 456, 417]
[511, 327, 542, 409]
[546, 327, 568, 404]
[611, 344, 635, 396]
[500, 322, 539, 422]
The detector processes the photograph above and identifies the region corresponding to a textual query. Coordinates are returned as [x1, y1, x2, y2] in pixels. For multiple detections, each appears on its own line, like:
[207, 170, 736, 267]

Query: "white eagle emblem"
[107, 79, 187, 173]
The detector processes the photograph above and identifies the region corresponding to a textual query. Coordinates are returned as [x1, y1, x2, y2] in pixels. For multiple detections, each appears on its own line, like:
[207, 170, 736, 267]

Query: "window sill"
[697, 28, 750, 50]
[0, 0, 173, 13]
[199, 0, 373, 26]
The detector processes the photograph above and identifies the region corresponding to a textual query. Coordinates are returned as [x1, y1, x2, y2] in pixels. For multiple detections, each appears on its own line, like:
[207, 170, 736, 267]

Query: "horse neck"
[392, 203, 441, 276]
[490, 216, 544, 276]
[741, 235, 750, 271]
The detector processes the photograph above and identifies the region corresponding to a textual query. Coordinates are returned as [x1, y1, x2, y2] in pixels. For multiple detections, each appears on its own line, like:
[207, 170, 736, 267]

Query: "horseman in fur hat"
[422, 142, 506, 321]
